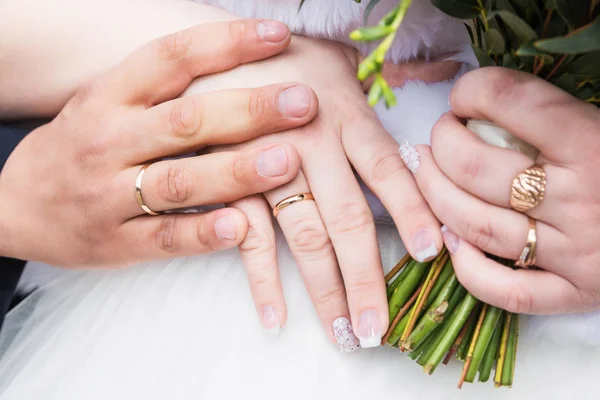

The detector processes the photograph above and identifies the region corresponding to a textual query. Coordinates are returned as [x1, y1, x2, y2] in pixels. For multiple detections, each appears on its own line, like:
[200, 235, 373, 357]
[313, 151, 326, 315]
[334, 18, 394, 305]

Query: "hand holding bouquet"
[350, 0, 600, 388]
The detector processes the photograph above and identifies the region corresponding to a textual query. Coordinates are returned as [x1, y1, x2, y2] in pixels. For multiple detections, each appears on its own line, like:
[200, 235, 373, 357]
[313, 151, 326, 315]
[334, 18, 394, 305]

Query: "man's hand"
[0, 20, 318, 266]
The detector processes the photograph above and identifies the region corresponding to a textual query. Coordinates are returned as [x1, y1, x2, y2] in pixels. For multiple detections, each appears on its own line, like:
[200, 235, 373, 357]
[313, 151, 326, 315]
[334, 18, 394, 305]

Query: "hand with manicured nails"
[0, 20, 318, 266]
[402, 67, 600, 315]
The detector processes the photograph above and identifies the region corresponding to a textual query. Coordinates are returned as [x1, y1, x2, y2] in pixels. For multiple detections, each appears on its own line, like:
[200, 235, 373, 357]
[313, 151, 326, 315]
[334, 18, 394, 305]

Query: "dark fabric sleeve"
[0, 122, 38, 330]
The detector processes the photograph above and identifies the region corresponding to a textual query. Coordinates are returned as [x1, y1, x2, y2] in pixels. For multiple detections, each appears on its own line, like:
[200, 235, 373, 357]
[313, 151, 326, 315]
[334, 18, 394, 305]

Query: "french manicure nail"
[261, 305, 280, 335]
[256, 146, 288, 177]
[214, 215, 237, 241]
[256, 21, 289, 42]
[412, 229, 438, 262]
[399, 142, 420, 174]
[441, 225, 460, 254]
[357, 309, 383, 348]
[332, 317, 360, 353]
[277, 85, 311, 118]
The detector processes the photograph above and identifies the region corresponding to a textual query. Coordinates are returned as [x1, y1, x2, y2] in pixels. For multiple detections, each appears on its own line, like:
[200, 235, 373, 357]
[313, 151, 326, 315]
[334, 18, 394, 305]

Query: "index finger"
[101, 20, 292, 106]
[450, 67, 600, 163]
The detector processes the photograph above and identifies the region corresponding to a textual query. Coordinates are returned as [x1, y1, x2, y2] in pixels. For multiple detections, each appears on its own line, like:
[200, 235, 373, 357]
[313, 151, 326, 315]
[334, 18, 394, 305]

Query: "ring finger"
[264, 172, 359, 352]
[402, 143, 572, 275]
[118, 142, 300, 217]
[431, 113, 571, 225]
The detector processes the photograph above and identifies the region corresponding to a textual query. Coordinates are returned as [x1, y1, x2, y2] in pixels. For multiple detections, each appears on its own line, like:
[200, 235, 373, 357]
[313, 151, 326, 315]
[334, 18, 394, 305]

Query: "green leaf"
[565, 51, 600, 79]
[488, 11, 539, 44]
[534, 17, 600, 54]
[350, 25, 393, 41]
[552, 74, 577, 95]
[430, 0, 482, 19]
[483, 29, 506, 54]
[472, 46, 496, 67]
[502, 53, 518, 69]
[516, 42, 555, 64]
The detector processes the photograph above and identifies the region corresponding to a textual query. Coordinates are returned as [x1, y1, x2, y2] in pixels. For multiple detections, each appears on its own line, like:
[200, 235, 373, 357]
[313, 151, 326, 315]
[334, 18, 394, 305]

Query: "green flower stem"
[443, 308, 476, 365]
[388, 261, 429, 321]
[423, 293, 479, 375]
[417, 283, 469, 365]
[479, 314, 504, 383]
[464, 306, 503, 384]
[501, 313, 519, 387]
[425, 259, 454, 307]
[494, 312, 512, 387]
[384, 284, 421, 345]
[402, 273, 459, 351]
[384, 253, 412, 284]
[456, 309, 478, 362]
[400, 251, 448, 344]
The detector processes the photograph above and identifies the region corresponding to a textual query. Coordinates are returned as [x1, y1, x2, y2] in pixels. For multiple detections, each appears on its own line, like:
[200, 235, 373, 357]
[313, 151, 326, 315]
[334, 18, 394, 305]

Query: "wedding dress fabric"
[2, 1, 599, 399]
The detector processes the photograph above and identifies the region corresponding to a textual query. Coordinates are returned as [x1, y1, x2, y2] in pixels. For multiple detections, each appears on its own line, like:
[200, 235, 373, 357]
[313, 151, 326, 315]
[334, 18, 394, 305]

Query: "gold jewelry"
[135, 164, 162, 216]
[272, 193, 315, 217]
[515, 217, 537, 268]
[510, 164, 547, 213]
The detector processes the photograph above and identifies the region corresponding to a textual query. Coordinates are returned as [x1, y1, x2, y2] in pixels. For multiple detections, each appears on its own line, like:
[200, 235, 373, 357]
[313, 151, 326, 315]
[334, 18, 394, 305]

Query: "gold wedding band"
[510, 164, 547, 213]
[515, 217, 537, 268]
[135, 164, 162, 216]
[272, 193, 315, 217]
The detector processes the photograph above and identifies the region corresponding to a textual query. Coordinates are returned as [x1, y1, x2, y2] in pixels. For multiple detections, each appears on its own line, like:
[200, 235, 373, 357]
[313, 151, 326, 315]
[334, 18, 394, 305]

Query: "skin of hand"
[0, 20, 319, 267]
[0, 0, 446, 349]
[403, 67, 600, 315]
[184, 37, 444, 349]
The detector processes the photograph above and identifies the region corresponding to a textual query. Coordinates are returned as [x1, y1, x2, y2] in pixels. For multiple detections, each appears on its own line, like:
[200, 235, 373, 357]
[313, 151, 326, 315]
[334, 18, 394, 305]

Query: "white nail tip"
[359, 336, 381, 349]
[416, 242, 438, 262]
[264, 325, 281, 336]
[332, 317, 360, 353]
[399, 142, 420, 174]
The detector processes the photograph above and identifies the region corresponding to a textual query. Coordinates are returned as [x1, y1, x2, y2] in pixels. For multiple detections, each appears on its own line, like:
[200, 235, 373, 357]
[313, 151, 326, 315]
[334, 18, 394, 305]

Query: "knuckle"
[155, 31, 192, 61]
[169, 98, 202, 139]
[504, 285, 533, 314]
[158, 164, 191, 204]
[461, 216, 494, 251]
[459, 150, 484, 182]
[287, 216, 333, 258]
[228, 20, 248, 48]
[248, 88, 268, 125]
[344, 273, 381, 298]
[369, 150, 406, 184]
[313, 285, 347, 310]
[480, 68, 523, 110]
[246, 268, 276, 291]
[239, 225, 276, 256]
[230, 155, 249, 188]
[327, 202, 374, 237]
[156, 216, 182, 253]
[197, 217, 219, 250]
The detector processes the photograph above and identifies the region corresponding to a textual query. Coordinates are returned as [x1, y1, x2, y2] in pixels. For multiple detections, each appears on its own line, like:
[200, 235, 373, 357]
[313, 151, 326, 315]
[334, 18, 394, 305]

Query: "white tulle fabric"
[1, 226, 599, 399]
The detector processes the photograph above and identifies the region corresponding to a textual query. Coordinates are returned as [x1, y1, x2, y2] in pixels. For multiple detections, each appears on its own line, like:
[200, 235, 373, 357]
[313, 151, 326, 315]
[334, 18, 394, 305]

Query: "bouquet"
[346, 0, 600, 389]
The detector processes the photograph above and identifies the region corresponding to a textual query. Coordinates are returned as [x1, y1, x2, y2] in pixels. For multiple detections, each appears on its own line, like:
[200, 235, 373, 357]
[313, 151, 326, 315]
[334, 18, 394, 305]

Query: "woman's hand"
[0, 20, 318, 266]
[189, 38, 444, 350]
[403, 67, 600, 314]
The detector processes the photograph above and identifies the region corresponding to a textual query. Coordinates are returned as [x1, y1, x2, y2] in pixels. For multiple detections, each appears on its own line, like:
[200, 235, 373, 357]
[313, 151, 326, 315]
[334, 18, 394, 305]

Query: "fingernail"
[214, 215, 237, 240]
[277, 85, 311, 118]
[441, 225, 460, 254]
[256, 21, 289, 42]
[412, 229, 438, 262]
[261, 305, 280, 335]
[256, 146, 288, 177]
[399, 142, 420, 174]
[357, 309, 383, 348]
[332, 317, 360, 353]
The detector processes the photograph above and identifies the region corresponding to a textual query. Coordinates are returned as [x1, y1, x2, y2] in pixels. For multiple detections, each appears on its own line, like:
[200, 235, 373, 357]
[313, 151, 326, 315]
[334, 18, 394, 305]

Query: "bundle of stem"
[384, 250, 520, 388]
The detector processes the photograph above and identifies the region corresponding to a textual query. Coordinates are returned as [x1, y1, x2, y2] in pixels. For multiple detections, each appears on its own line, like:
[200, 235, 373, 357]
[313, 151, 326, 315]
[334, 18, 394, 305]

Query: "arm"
[0, 0, 236, 118]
